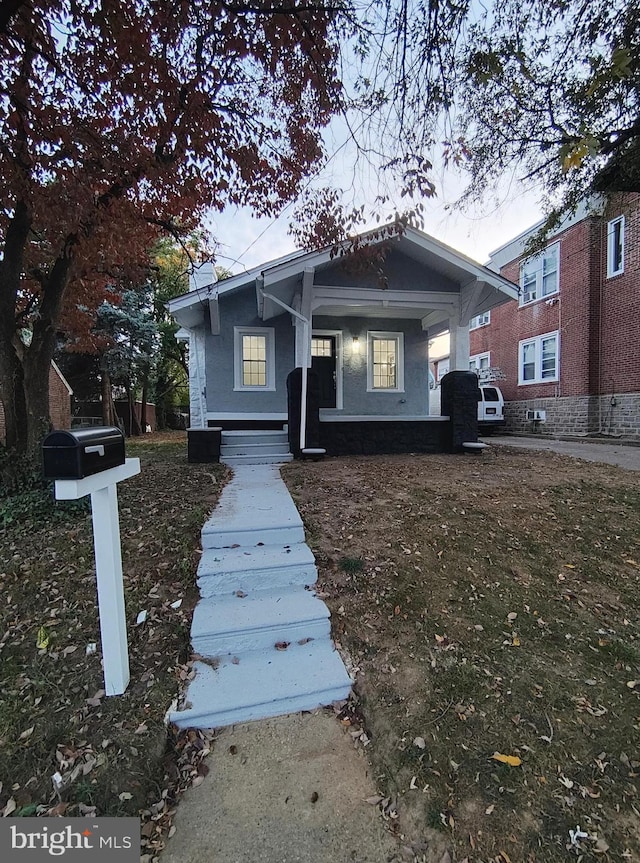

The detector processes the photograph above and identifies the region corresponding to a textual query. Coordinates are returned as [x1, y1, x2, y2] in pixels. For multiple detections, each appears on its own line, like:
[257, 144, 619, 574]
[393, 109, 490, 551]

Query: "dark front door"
[311, 336, 337, 408]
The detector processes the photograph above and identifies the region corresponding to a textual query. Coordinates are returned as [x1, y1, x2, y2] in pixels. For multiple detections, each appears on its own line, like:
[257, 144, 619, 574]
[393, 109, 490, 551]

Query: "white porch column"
[294, 268, 314, 368]
[188, 328, 207, 428]
[448, 301, 471, 371]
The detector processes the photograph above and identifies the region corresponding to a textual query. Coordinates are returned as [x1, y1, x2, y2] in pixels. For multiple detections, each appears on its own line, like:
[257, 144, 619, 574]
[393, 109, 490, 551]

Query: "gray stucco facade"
[168, 225, 520, 428]
[204, 289, 295, 415]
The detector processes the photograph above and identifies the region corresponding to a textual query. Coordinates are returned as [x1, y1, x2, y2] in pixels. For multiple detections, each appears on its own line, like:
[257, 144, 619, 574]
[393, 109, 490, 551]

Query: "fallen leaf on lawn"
[507, 612, 517, 622]
[2, 797, 16, 817]
[512, 636, 521, 646]
[491, 752, 522, 767]
[119, 792, 133, 801]
[19, 726, 35, 741]
[136, 610, 148, 625]
[365, 795, 383, 805]
[134, 723, 148, 735]
[170, 599, 183, 609]
[36, 626, 49, 650]
[485, 804, 495, 814]
[413, 736, 426, 749]
[626, 680, 639, 689]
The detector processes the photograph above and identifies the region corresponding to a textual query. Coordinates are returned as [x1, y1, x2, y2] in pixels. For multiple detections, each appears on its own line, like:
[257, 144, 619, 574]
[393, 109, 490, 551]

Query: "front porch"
[318, 414, 450, 456]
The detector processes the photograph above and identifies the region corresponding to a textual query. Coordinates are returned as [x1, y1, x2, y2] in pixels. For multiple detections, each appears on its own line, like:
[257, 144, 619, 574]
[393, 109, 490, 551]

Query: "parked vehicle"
[478, 384, 505, 433]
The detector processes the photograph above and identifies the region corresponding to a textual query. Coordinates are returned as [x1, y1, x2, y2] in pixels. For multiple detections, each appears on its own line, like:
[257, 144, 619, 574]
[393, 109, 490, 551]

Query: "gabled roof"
[168, 224, 519, 329]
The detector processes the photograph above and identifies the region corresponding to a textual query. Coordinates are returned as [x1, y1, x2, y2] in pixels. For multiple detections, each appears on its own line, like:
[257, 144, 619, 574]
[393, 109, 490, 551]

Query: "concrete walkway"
[170, 464, 351, 729]
[161, 464, 399, 862]
[489, 434, 640, 471]
[161, 711, 400, 863]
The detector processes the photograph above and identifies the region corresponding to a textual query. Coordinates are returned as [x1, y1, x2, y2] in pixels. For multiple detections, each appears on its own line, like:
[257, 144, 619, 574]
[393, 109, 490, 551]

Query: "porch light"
[352, 336, 360, 354]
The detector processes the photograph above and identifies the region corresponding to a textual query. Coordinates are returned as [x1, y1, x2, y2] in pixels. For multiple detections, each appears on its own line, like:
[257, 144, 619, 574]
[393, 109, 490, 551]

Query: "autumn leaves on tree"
[0, 1, 342, 453]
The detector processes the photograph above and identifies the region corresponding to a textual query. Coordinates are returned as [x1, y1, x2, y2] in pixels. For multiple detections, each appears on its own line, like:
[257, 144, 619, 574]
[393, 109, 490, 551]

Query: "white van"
[478, 384, 505, 433]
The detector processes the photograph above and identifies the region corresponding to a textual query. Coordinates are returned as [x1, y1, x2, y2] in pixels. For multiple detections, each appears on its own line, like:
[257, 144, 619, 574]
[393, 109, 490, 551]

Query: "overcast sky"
[208, 161, 544, 275]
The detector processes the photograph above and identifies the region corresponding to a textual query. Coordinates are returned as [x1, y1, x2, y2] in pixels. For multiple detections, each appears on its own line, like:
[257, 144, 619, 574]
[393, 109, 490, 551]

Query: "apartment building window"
[469, 352, 490, 373]
[518, 331, 559, 384]
[520, 243, 559, 305]
[607, 216, 625, 277]
[367, 332, 404, 391]
[234, 327, 276, 390]
[470, 311, 491, 329]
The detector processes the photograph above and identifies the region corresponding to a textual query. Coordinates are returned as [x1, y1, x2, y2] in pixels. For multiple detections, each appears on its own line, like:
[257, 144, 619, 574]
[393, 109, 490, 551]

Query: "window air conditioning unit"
[526, 409, 546, 422]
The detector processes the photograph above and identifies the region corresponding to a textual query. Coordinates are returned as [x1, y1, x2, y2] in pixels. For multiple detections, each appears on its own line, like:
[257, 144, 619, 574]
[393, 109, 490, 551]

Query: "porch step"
[221, 453, 293, 466]
[221, 442, 292, 457]
[201, 464, 304, 548]
[222, 430, 289, 446]
[191, 590, 330, 655]
[220, 430, 292, 466]
[170, 640, 352, 729]
[197, 544, 317, 597]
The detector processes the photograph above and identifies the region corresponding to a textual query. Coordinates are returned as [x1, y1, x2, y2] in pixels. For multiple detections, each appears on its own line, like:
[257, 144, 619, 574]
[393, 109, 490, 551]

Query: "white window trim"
[607, 215, 625, 277]
[519, 242, 560, 306]
[233, 326, 276, 391]
[518, 330, 560, 385]
[312, 329, 343, 410]
[469, 311, 490, 330]
[367, 331, 405, 393]
[469, 351, 490, 372]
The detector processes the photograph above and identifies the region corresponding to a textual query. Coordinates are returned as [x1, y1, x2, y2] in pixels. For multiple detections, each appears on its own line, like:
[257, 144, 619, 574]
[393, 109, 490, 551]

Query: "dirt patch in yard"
[283, 447, 640, 863]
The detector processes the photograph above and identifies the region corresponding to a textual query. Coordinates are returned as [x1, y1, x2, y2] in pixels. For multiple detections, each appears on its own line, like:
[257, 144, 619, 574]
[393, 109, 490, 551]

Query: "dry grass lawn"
[2, 436, 638, 863]
[283, 446, 640, 863]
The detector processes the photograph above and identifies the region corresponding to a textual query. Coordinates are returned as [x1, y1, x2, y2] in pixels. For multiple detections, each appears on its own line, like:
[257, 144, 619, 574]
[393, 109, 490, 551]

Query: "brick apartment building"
[470, 193, 640, 440]
[0, 361, 72, 445]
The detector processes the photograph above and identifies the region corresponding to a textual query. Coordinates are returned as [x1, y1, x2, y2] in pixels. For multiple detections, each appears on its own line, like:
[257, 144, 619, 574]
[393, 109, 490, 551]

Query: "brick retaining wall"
[505, 393, 640, 441]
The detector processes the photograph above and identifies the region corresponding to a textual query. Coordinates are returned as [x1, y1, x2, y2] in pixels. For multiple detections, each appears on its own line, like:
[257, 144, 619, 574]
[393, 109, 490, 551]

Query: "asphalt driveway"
[488, 434, 640, 471]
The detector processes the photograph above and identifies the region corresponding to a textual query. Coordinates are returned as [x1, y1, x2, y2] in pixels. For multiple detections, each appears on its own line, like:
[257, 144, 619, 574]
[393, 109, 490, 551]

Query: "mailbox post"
[43, 428, 140, 696]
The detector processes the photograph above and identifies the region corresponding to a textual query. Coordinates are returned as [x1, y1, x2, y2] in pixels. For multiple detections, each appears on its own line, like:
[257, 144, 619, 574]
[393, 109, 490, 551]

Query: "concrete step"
[221, 442, 292, 457]
[192, 590, 330, 655]
[221, 430, 289, 446]
[170, 640, 352, 729]
[221, 453, 293, 467]
[202, 465, 304, 548]
[197, 544, 317, 597]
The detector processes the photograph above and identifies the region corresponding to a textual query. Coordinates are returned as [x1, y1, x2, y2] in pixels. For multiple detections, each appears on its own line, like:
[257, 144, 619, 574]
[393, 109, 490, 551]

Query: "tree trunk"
[0, 201, 32, 451]
[140, 377, 148, 432]
[101, 368, 117, 426]
[126, 386, 141, 436]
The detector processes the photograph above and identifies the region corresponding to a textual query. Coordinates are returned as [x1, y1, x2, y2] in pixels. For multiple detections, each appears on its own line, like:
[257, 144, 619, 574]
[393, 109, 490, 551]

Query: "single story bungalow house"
[168, 226, 518, 460]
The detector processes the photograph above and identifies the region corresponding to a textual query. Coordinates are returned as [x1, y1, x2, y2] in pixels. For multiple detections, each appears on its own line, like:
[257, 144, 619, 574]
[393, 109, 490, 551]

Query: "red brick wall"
[0, 364, 71, 444]
[470, 193, 640, 403]
[49, 365, 72, 430]
[598, 194, 640, 395]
